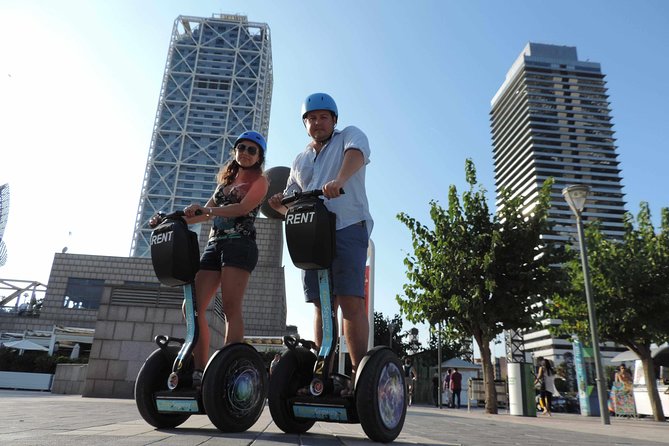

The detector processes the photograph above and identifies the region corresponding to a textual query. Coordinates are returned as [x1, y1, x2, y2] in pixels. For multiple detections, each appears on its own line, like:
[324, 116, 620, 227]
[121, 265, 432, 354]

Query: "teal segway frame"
[134, 210, 267, 432]
[267, 190, 407, 443]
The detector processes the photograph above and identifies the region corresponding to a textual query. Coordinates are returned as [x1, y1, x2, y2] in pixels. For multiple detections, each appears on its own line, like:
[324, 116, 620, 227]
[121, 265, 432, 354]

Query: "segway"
[134, 211, 268, 432]
[267, 190, 407, 443]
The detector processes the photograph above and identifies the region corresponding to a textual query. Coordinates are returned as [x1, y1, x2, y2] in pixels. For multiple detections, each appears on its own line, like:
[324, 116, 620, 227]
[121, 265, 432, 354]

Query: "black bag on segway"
[285, 197, 336, 270]
[150, 217, 200, 287]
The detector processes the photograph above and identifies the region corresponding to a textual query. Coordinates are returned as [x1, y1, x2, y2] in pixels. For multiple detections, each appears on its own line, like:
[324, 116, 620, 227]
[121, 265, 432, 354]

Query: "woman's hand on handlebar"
[148, 212, 166, 229]
[184, 204, 206, 218]
[149, 209, 200, 228]
[268, 192, 287, 214]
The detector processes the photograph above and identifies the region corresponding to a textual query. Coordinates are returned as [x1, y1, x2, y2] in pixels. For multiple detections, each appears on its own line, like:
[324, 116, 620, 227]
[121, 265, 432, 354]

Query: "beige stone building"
[0, 219, 287, 398]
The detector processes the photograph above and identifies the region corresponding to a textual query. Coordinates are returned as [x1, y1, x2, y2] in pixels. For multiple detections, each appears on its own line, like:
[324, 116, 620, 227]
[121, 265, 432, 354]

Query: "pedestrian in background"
[535, 358, 558, 416]
[269, 353, 281, 377]
[442, 368, 452, 407]
[614, 363, 633, 391]
[450, 367, 463, 408]
[404, 358, 417, 406]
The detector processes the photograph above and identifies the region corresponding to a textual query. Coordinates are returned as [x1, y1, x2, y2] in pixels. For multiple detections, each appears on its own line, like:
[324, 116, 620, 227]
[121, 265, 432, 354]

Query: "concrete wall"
[0, 371, 53, 391]
[52, 364, 88, 394]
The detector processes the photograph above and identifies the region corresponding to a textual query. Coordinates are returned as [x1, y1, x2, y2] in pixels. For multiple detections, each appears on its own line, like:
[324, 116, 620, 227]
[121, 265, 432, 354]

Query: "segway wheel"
[201, 343, 268, 432]
[356, 347, 407, 443]
[135, 347, 191, 428]
[268, 347, 317, 433]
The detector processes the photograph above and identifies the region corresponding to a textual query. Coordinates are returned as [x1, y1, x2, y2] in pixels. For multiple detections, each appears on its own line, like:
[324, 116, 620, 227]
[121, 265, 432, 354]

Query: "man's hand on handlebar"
[322, 180, 344, 199]
[280, 187, 345, 207]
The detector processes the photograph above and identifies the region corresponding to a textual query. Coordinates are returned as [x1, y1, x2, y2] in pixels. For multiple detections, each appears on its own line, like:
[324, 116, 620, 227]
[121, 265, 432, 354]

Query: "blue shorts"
[303, 222, 368, 302]
[199, 237, 258, 273]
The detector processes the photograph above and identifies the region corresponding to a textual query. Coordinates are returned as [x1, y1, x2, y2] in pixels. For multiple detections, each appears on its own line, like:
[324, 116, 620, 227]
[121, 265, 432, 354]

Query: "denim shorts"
[303, 222, 368, 302]
[199, 237, 258, 273]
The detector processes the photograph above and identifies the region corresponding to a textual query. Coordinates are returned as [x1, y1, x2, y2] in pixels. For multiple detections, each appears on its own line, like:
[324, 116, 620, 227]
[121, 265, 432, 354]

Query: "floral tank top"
[209, 181, 260, 241]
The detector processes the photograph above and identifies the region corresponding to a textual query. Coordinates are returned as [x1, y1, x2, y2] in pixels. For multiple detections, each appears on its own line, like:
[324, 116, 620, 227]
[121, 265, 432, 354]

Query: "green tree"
[397, 159, 566, 414]
[423, 324, 468, 366]
[373, 312, 405, 357]
[547, 203, 669, 421]
[373, 312, 424, 358]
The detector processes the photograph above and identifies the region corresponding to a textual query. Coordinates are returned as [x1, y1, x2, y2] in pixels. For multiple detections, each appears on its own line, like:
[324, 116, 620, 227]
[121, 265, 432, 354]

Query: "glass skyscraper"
[131, 14, 273, 257]
[490, 43, 626, 362]
[491, 43, 626, 244]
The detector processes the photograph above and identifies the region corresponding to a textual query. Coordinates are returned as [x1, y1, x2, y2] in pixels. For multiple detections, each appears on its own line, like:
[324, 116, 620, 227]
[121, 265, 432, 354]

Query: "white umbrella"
[611, 345, 669, 364]
[3, 339, 49, 355]
[69, 343, 80, 359]
[610, 350, 640, 363]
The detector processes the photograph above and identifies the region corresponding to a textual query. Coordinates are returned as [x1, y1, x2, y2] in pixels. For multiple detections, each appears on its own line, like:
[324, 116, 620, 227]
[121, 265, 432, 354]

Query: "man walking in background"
[450, 367, 462, 408]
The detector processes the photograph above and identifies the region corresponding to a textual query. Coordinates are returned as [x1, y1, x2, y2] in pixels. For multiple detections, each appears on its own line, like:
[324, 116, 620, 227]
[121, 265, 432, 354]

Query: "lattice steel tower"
[131, 14, 273, 257]
[491, 43, 626, 362]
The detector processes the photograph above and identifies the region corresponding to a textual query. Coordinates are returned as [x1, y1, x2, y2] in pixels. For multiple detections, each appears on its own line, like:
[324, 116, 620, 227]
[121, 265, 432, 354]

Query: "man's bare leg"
[338, 295, 368, 376]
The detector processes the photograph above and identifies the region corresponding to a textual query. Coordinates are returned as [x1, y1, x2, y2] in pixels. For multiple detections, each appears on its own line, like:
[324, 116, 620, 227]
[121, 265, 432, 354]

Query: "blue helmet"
[301, 93, 338, 119]
[234, 131, 267, 155]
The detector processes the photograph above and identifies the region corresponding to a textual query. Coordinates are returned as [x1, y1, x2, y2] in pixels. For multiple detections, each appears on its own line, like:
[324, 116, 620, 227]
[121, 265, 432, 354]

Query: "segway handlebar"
[280, 188, 344, 207]
[149, 209, 202, 228]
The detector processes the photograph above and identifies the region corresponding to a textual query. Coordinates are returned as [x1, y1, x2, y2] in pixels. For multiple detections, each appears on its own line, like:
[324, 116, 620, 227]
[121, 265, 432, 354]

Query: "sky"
[1, 0, 668, 356]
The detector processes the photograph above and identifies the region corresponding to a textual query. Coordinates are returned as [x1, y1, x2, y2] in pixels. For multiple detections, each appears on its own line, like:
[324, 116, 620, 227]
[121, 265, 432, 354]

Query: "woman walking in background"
[535, 358, 558, 416]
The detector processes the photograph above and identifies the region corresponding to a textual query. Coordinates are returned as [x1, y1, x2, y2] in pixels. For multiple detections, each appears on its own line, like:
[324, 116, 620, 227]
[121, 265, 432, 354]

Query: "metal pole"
[367, 239, 375, 351]
[575, 214, 611, 425]
[437, 322, 442, 408]
[338, 310, 345, 375]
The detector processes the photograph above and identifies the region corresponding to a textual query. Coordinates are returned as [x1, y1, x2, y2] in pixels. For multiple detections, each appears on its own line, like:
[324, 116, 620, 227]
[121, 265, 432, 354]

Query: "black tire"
[267, 347, 317, 433]
[135, 347, 191, 428]
[356, 347, 407, 443]
[201, 343, 268, 432]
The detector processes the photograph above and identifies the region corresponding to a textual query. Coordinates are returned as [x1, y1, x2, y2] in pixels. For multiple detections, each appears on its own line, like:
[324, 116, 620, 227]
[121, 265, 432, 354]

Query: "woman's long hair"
[541, 358, 554, 376]
[217, 147, 265, 186]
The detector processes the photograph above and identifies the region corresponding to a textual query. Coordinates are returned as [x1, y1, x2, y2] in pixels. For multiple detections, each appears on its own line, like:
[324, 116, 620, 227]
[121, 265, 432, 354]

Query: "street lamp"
[388, 323, 397, 348]
[562, 184, 610, 425]
[408, 327, 420, 354]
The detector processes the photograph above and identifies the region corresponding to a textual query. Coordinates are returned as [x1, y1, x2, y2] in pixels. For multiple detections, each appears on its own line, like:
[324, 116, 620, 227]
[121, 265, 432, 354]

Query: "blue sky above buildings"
[1, 0, 668, 350]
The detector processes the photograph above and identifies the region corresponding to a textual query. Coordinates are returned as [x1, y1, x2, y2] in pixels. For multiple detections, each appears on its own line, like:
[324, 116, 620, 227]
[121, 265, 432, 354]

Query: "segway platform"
[289, 394, 358, 422]
[154, 389, 203, 414]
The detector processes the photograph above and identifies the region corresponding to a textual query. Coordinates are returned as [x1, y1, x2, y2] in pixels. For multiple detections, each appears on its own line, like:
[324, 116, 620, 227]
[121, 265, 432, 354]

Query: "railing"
[467, 378, 508, 410]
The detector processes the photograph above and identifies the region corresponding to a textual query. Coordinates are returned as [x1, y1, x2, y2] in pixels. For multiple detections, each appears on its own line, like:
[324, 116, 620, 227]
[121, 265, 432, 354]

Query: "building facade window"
[63, 278, 104, 310]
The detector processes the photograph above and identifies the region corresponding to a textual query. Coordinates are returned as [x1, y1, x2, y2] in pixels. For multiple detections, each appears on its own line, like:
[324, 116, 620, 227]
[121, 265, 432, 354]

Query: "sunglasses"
[235, 143, 259, 156]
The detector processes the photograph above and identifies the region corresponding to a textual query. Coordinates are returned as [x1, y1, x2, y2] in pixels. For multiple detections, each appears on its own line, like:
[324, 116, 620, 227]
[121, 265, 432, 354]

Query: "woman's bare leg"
[219, 266, 251, 345]
[192, 270, 221, 370]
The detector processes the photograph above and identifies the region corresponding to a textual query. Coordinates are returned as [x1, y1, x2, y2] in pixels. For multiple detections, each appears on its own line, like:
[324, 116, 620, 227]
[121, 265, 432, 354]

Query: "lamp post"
[388, 323, 397, 349]
[408, 327, 420, 354]
[562, 184, 610, 425]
